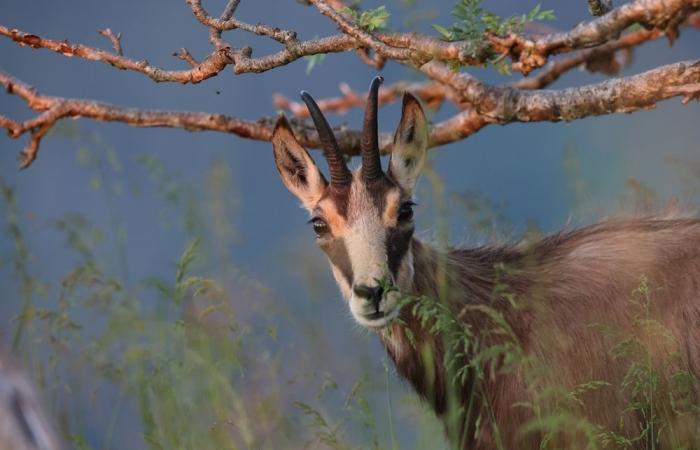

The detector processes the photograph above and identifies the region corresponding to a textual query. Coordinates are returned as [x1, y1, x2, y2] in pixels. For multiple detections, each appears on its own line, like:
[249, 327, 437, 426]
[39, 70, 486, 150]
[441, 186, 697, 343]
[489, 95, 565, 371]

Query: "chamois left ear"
[388, 93, 429, 194]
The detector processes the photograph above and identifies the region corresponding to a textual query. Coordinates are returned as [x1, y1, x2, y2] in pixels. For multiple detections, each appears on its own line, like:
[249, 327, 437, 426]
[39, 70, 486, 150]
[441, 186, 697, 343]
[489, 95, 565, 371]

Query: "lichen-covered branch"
[488, 0, 700, 74]
[276, 25, 668, 118]
[3, 57, 699, 167]
[0, 25, 233, 84]
[422, 60, 700, 124]
[273, 81, 457, 118]
[512, 27, 662, 90]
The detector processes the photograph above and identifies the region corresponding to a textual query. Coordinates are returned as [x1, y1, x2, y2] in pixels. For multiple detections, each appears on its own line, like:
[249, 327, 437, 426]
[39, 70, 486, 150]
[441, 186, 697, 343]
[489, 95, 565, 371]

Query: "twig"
[208, 0, 240, 49]
[307, 0, 408, 61]
[97, 28, 122, 55]
[174, 48, 200, 68]
[0, 25, 232, 84]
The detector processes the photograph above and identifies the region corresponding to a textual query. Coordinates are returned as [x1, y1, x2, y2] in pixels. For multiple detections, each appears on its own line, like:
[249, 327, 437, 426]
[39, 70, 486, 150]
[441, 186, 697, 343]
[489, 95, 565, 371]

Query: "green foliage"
[5, 125, 700, 450]
[433, 1, 554, 42]
[432, 0, 553, 69]
[0, 128, 447, 450]
[305, 53, 326, 75]
[342, 5, 390, 31]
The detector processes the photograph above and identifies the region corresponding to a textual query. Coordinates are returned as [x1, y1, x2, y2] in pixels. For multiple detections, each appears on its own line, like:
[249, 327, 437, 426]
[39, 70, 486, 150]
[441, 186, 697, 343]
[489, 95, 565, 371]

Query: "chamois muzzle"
[300, 90, 352, 187]
[361, 76, 384, 182]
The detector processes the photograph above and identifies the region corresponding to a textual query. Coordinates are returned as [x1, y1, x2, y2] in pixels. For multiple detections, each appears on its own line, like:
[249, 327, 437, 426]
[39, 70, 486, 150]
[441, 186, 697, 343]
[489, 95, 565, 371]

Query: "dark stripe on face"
[366, 176, 394, 212]
[386, 226, 414, 280]
[320, 238, 354, 287]
[320, 186, 350, 219]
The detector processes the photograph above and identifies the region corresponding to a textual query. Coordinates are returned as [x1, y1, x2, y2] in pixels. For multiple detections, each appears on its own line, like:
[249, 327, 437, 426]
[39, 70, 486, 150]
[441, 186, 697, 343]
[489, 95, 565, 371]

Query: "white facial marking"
[326, 179, 412, 329]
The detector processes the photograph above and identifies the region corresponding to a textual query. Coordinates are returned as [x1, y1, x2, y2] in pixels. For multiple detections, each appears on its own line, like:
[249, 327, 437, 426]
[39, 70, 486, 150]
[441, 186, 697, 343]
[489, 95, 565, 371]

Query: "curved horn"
[301, 91, 352, 187]
[361, 76, 384, 182]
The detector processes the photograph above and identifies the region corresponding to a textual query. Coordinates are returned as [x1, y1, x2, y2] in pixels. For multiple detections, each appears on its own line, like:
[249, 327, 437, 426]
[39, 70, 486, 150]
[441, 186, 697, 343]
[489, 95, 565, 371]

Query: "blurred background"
[1, 1, 699, 449]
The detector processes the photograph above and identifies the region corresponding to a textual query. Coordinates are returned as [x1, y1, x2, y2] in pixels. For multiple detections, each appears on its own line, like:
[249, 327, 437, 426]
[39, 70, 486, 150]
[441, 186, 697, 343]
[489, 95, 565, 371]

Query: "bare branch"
[0, 72, 378, 168]
[276, 25, 684, 116]
[512, 27, 661, 90]
[355, 48, 386, 70]
[3, 0, 698, 82]
[187, 0, 297, 44]
[0, 25, 233, 84]
[207, 0, 240, 49]
[273, 81, 456, 118]
[422, 60, 700, 124]
[3, 53, 699, 168]
[174, 48, 200, 68]
[97, 28, 122, 55]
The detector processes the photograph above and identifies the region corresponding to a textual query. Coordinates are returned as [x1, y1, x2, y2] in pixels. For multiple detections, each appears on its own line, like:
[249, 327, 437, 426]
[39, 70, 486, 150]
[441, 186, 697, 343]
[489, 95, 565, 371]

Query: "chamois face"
[272, 87, 429, 328]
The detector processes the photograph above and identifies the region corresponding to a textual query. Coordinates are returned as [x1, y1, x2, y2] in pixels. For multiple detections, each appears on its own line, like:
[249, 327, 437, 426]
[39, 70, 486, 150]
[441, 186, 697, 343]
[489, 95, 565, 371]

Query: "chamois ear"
[272, 116, 328, 210]
[388, 93, 429, 194]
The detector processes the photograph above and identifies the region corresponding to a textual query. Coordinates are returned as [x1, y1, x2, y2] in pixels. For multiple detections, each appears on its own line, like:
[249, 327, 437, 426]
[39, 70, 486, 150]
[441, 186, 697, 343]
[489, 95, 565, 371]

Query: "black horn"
[301, 90, 352, 187]
[361, 75, 384, 182]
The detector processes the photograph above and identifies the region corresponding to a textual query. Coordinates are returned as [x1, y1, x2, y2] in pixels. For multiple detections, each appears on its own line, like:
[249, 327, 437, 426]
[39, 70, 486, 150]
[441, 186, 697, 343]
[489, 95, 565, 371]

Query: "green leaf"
[305, 53, 326, 75]
[176, 238, 200, 285]
[343, 5, 390, 31]
[430, 0, 556, 68]
[432, 24, 454, 40]
[360, 5, 390, 31]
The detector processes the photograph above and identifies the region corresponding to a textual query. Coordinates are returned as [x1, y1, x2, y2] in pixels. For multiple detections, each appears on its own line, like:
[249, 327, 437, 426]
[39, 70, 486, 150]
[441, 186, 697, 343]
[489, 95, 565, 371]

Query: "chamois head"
[272, 76, 429, 328]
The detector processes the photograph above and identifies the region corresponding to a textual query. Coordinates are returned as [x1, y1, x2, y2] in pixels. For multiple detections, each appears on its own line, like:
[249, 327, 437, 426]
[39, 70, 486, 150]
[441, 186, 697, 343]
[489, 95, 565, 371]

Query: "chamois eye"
[398, 201, 415, 222]
[309, 217, 329, 238]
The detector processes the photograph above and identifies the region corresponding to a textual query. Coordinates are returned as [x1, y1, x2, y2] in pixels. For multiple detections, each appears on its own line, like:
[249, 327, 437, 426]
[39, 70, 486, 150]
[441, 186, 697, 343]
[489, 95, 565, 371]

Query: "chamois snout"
[353, 284, 384, 311]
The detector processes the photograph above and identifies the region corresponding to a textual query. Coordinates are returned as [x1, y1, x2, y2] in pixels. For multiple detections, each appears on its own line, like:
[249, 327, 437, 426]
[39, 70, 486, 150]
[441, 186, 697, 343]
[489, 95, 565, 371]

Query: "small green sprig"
[342, 5, 391, 31]
[433, 1, 554, 42]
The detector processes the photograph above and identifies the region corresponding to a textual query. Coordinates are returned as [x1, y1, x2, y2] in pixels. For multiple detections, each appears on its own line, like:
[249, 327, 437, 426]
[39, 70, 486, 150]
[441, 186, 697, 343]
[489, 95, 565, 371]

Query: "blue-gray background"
[1, 1, 699, 448]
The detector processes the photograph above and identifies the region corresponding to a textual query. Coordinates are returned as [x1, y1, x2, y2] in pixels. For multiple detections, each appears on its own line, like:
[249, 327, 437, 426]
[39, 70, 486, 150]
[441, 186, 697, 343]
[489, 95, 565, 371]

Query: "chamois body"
[271, 77, 700, 449]
[382, 218, 700, 449]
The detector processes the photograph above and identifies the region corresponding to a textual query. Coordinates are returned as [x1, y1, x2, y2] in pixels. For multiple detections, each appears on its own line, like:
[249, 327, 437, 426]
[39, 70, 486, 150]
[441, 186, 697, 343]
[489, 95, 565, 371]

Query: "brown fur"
[380, 217, 700, 449]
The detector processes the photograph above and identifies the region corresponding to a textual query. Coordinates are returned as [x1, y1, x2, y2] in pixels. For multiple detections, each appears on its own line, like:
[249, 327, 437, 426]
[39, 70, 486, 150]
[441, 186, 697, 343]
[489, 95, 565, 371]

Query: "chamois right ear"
[272, 115, 328, 210]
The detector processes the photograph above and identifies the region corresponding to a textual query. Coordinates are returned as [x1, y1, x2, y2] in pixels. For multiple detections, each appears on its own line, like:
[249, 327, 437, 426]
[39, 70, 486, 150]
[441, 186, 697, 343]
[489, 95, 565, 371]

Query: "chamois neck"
[408, 238, 519, 306]
[379, 238, 519, 416]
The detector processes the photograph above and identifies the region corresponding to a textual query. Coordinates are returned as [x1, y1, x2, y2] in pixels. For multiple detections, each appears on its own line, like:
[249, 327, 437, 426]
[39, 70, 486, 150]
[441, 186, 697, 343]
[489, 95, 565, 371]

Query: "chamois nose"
[353, 284, 384, 311]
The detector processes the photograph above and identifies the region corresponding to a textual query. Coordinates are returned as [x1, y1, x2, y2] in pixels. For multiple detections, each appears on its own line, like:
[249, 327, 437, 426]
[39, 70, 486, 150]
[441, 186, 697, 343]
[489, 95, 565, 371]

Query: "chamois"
[271, 76, 700, 449]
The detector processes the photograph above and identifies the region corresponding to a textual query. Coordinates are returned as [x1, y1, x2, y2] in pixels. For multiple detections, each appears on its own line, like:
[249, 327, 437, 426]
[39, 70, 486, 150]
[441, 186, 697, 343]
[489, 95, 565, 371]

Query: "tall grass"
[0, 126, 444, 450]
[2, 128, 700, 449]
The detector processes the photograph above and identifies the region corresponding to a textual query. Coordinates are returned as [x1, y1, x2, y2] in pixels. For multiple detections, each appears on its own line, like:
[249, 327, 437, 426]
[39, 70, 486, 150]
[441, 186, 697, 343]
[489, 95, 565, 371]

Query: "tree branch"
[2, 0, 695, 84]
[97, 28, 122, 55]
[488, 0, 700, 74]
[422, 60, 700, 124]
[512, 27, 661, 90]
[275, 25, 674, 117]
[273, 81, 456, 118]
[3, 56, 699, 168]
[0, 25, 233, 84]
